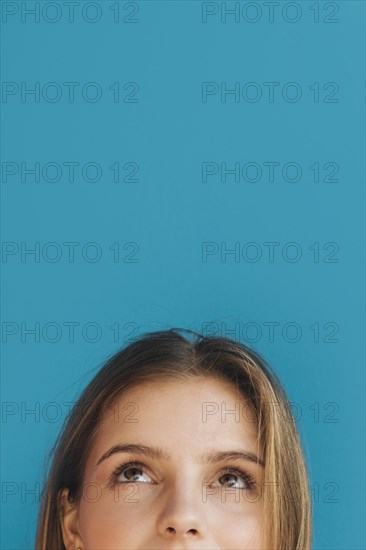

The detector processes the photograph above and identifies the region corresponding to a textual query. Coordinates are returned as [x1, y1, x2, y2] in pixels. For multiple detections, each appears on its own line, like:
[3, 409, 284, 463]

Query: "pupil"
[127, 468, 141, 480]
[222, 474, 236, 487]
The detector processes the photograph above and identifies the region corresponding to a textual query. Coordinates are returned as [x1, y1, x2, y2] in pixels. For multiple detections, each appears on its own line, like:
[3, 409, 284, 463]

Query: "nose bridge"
[156, 472, 207, 538]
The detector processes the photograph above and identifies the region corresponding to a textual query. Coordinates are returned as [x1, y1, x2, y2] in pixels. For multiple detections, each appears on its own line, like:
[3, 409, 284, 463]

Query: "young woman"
[35, 328, 312, 549]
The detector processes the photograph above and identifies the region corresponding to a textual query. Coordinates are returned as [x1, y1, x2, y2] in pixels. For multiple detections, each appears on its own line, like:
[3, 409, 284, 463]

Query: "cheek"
[224, 515, 263, 549]
[208, 498, 264, 549]
[77, 487, 143, 549]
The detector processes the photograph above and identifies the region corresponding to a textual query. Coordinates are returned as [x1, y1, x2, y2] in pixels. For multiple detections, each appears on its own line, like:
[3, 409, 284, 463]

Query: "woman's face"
[60, 377, 265, 550]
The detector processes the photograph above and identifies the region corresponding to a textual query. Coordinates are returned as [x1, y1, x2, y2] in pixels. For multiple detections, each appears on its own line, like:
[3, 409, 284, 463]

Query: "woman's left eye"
[214, 469, 255, 490]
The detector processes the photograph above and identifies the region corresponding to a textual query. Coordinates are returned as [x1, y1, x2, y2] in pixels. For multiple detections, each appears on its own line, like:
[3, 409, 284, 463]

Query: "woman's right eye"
[113, 461, 153, 484]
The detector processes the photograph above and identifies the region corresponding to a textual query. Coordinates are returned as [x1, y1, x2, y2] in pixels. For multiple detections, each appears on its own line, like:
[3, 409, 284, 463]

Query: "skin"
[60, 377, 265, 550]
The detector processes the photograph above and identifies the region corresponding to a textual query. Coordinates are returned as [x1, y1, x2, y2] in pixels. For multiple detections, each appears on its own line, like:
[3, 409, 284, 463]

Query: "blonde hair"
[35, 328, 312, 549]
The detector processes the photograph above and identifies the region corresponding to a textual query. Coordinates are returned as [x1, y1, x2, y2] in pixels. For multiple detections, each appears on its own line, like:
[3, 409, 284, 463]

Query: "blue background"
[1, 1, 365, 548]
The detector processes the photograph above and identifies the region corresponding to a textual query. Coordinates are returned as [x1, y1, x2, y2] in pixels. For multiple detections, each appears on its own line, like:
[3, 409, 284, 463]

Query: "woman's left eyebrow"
[203, 449, 265, 467]
[94, 443, 264, 469]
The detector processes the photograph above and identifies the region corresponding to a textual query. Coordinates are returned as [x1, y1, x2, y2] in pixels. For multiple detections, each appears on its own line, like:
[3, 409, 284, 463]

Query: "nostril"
[166, 526, 198, 535]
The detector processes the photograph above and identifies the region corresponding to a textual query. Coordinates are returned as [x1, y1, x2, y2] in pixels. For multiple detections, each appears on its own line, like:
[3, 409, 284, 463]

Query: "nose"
[156, 484, 207, 541]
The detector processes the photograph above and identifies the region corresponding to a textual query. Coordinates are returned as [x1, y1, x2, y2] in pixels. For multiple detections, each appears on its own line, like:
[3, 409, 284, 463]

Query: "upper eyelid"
[112, 453, 260, 469]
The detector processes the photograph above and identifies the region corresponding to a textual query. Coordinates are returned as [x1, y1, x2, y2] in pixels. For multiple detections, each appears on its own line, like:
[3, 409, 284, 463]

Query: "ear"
[59, 488, 83, 550]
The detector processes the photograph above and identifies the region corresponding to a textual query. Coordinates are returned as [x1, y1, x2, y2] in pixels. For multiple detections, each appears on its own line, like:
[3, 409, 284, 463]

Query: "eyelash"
[109, 460, 256, 491]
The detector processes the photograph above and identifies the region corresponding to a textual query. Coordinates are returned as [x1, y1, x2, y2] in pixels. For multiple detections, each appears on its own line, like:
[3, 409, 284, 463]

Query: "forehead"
[90, 377, 259, 459]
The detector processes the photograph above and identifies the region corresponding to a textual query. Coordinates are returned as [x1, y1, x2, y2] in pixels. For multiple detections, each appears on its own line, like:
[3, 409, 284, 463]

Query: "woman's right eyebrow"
[94, 443, 264, 469]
